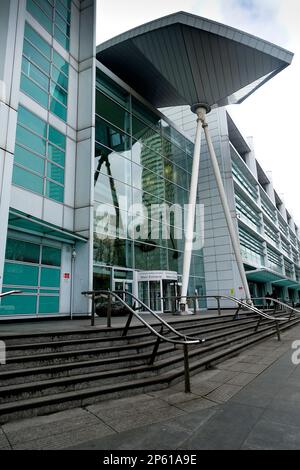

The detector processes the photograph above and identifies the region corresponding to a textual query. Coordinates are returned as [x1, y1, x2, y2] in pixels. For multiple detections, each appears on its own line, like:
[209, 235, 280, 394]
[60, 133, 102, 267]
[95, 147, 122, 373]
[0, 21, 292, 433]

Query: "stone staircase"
[0, 310, 299, 424]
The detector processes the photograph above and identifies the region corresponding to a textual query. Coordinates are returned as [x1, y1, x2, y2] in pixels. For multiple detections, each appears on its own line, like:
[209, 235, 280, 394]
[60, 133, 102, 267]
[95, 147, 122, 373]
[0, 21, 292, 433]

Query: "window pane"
[16, 124, 46, 156]
[18, 106, 47, 138]
[96, 92, 130, 132]
[51, 65, 68, 90]
[40, 267, 60, 287]
[42, 246, 61, 266]
[55, 0, 70, 22]
[5, 239, 40, 263]
[95, 116, 130, 153]
[46, 180, 64, 202]
[12, 165, 44, 194]
[20, 74, 49, 109]
[0, 294, 37, 315]
[22, 57, 49, 91]
[39, 295, 59, 313]
[50, 98, 67, 121]
[3, 262, 39, 286]
[26, 0, 52, 34]
[46, 161, 64, 184]
[39, 0, 53, 18]
[53, 51, 69, 76]
[54, 25, 69, 50]
[50, 81, 67, 105]
[49, 126, 66, 150]
[48, 143, 65, 166]
[55, 11, 70, 36]
[23, 40, 51, 74]
[24, 23, 51, 58]
[14, 145, 45, 175]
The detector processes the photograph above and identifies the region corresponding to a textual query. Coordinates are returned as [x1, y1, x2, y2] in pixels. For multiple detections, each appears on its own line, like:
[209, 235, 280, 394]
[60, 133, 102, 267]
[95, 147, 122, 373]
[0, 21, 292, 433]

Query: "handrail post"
[254, 316, 262, 332]
[217, 297, 221, 316]
[193, 298, 196, 315]
[122, 310, 133, 337]
[183, 343, 191, 393]
[107, 291, 112, 328]
[149, 326, 163, 365]
[91, 292, 95, 327]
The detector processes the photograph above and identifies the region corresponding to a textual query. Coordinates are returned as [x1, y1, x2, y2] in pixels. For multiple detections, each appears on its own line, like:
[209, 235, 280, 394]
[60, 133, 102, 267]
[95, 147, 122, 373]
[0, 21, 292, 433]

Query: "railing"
[0, 290, 22, 298]
[82, 289, 205, 392]
[252, 297, 300, 320]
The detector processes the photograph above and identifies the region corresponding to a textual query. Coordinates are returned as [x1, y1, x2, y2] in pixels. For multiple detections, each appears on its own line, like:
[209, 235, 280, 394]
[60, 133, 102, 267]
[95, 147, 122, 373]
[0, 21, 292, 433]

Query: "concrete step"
[0, 317, 298, 424]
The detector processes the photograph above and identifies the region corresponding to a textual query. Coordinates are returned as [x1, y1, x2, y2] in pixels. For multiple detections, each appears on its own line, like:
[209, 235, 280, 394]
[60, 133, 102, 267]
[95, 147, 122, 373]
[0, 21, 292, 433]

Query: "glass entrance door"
[162, 280, 177, 312]
[114, 280, 133, 305]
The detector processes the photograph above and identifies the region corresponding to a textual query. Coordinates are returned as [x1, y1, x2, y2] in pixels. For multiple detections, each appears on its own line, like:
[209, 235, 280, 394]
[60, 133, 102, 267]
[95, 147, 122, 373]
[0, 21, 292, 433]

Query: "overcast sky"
[96, 0, 300, 225]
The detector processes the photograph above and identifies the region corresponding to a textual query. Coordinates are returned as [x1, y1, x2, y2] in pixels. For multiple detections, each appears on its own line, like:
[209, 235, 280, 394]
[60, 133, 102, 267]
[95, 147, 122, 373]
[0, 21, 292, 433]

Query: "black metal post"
[217, 297, 221, 316]
[122, 310, 133, 337]
[254, 316, 262, 332]
[193, 298, 196, 315]
[183, 343, 191, 393]
[91, 293, 95, 327]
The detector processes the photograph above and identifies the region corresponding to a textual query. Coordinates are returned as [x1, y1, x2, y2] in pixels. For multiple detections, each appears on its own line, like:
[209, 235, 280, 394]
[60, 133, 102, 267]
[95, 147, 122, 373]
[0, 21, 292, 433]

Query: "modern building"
[163, 105, 300, 307]
[0, 4, 294, 319]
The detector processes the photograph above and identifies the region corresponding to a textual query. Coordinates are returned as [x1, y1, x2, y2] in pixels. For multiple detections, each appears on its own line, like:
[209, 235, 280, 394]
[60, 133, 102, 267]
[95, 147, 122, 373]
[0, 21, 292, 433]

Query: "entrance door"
[113, 279, 133, 305]
[162, 280, 177, 312]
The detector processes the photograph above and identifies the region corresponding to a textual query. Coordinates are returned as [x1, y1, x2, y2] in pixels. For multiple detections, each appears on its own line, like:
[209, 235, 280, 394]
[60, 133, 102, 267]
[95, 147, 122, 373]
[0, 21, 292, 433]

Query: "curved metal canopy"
[96, 11, 293, 109]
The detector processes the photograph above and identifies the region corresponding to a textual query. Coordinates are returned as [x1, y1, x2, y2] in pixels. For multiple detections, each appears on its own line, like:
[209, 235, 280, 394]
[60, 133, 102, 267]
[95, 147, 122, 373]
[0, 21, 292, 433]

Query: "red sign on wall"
[64, 273, 70, 279]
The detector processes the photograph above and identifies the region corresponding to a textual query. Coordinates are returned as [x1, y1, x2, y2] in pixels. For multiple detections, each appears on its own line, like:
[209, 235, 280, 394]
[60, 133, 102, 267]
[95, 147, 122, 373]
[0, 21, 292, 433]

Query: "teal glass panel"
[58, 0, 71, 10]
[14, 145, 45, 175]
[50, 98, 67, 121]
[26, 0, 52, 34]
[38, 295, 59, 313]
[39, 289, 60, 294]
[16, 124, 46, 156]
[3, 262, 39, 286]
[54, 25, 69, 50]
[46, 161, 64, 184]
[24, 23, 51, 58]
[18, 106, 47, 138]
[49, 126, 66, 150]
[55, 11, 70, 36]
[12, 165, 44, 195]
[50, 81, 67, 105]
[55, 0, 71, 22]
[40, 267, 60, 287]
[20, 74, 49, 109]
[45, 180, 64, 202]
[96, 92, 130, 133]
[51, 65, 68, 90]
[53, 51, 69, 76]
[22, 57, 49, 91]
[23, 40, 51, 74]
[41, 246, 61, 266]
[0, 294, 37, 315]
[39, 0, 53, 17]
[48, 143, 65, 166]
[5, 239, 40, 263]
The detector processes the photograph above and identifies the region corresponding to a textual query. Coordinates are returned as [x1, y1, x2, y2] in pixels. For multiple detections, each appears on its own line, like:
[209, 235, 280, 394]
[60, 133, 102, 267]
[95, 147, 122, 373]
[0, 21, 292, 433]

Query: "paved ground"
[1, 323, 300, 450]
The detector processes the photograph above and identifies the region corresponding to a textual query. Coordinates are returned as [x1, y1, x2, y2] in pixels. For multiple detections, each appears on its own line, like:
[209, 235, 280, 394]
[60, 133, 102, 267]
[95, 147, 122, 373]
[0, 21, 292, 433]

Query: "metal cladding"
[96, 11, 293, 109]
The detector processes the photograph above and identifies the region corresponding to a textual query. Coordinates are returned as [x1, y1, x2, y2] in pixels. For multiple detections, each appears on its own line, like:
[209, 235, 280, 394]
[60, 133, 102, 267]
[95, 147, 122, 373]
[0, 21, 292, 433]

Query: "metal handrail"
[253, 297, 300, 316]
[0, 290, 22, 298]
[82, 289, 204, 393]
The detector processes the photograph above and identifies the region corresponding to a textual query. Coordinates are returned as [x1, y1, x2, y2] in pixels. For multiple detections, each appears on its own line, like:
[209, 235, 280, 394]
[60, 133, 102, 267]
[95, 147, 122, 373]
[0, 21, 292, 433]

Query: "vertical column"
[0, 0, 25, 294]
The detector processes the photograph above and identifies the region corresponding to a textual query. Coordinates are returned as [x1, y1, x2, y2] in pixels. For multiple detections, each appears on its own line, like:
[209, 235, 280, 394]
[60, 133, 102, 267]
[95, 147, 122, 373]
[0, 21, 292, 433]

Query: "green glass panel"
[94, 236, 133, 268]
[14, 145, 45, 175]
[24, 23, 51, 58]
[54, 25, 69, 50]
[48, 143, 65, 166]
[5, 238, 40, 263]
[96, 92, 130, 133]
[40, 267, 60, 287]
[23, 40, 51, 74]
[53, 51, 69, 76]
[16, 124, 46, 156]
[0, 294, 37, 315]
[50, 81, 67, 105]
[12, 165, 44, 195]
[48, 126, 66, 150]
[50, 98, 67, 121]
[55, 0, 70, 21]
[58, 0, 71, 10]
[46, 161, 64, 184]
[26, 0, 52, 34]
[95, 116, 130, 153]
[45, 180, 64, 202]
[38, 295, 59, 313]
[22, 57, 49, 91]
[39, 289, 60, 294]
[132, 97, 161, 129]
[51, 65, 68, 90]
[55, 11, 70, 36]
[18, 106, 47, 138]
[20, 74, 49, 109]
[3, 262, 39, 286]
[96, 70, 130, 110]
[39, 0, 53, 18]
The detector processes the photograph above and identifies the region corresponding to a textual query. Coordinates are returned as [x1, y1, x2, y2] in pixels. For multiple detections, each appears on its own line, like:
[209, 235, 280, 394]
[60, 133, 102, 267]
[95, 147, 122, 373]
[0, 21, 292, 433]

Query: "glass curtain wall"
[94, 69, 205, 295]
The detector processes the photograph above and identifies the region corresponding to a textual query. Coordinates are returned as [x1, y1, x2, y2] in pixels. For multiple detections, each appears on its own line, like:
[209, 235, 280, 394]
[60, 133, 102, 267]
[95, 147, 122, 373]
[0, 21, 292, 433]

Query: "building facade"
[163, 105, 300, 307]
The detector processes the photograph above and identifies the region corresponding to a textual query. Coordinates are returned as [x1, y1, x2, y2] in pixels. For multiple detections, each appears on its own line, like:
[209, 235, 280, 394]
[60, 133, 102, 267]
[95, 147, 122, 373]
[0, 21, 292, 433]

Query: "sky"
[96, 0, 300, 225]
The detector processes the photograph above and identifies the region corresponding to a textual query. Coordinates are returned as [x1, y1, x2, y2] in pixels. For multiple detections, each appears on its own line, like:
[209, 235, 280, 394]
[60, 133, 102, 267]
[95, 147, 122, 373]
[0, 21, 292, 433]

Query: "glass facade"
[21, 23, 69, 122]
[13, 105, 66, 202]
[26, 0, 71, 51]
[0, 238, 61, 315]
[94, 69, 205, 295]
